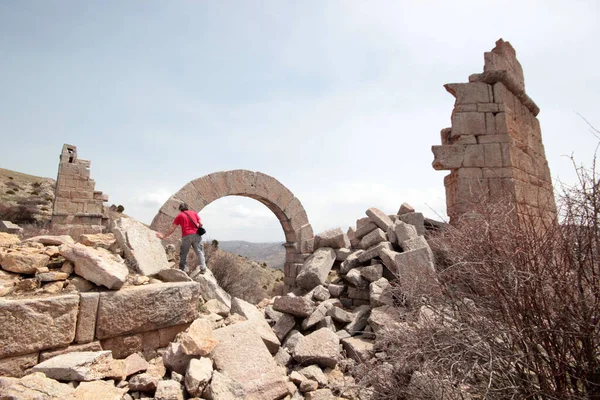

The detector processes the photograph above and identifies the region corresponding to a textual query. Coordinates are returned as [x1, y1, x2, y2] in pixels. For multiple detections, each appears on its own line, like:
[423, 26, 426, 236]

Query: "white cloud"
[130, 189, 172, 208]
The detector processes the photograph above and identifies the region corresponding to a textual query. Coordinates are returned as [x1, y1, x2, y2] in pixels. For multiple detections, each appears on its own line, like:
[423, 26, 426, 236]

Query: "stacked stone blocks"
[51, 144, 109, 237]
[432, 39, 556, 226]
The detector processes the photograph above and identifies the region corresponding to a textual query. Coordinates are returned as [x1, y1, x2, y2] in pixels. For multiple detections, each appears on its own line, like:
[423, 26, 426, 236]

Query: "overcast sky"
[1, 1, 599, 242]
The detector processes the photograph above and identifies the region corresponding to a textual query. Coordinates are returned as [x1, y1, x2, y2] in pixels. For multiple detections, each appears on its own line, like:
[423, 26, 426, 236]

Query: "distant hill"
[0, 167, 55, 224]
[218, 240, 286, 270]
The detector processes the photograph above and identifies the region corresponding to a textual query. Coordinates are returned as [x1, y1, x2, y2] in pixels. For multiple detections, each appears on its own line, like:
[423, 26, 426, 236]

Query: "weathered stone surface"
[0, 294, 79, 358]
[296, 247, 336, 290]
[78, 233, 116, 249]
[31, 351, 116, 381]
[73, 380, 128, 400]
[0, 232, 20, 247]
[59, 243, 128, 290]
[192, 269, 231, 308]
[305, 388, 336, 400]
[273, 313, 296, 341]
[358, 242, 393, 263]
[327, 283, 344, 298]
[293, 328, 339, 368]
[347, 227, 359, 248]
[124, 353, 148, 376]
[155, 379, 184, 400]
[313, 285, 331, 301]
[0, 372, 75, 399]
[39, 342, 102, 362]
[204, 370, 246, 400]
[300, 379, 319, 392]
[398, 203, 415, 215]
[157, 268, 193, 282]
[100, 333, 143, 359]
[341, 337, 375, 363]
[73, 292, 99, 344]
[370, 277, 394, 307]
[0, 221, 22, 234]
[13, 277, 40, 292]
[303, 299, 340, 330]
[185, 357, 213, 397]
[327, 306, 354, 323]
[273, 295, 315, 318]
[399, 212, 426, 236]
[340, 251, 364, 274]
[230, 297, 264, 321]
[212, 321, 289, 399]
[274, 347, 292, 367]
[362, 231, 388, 255]
[36, 271, 69, 282]
[68, 276, 95, 292]
[299, 364, 328, 387]
[129, 372, 159, 392]
[25, 235, 75, 246]
[95, 282, 201, 339]
[388, 247, 440, 299]
[347, 286, 369, 300]
[163, 342, 195, 375]
[366, 207, 394, 231]
[368, 305, 411, 335]
[204, 298, 230, 317]
[354, 221, 377, 240]
[345, 305, 371, 335]
[179, 318, 219, 356]
[334, 248, 351, 262]
[314, 228, 350, 250]
[111, 217, 170, 276]
[1, 251, 50, 274]
[361, 264, 383, 282]
[393, 220, 419, 244]
[0, 352, 39, 378]
[345, 268, 367, 288]
[283, 330, 303, 353]
[401, 235, 431, 253]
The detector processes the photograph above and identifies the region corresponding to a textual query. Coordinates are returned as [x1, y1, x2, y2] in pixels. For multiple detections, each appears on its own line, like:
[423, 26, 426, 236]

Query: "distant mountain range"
[218, 240, 286, 270]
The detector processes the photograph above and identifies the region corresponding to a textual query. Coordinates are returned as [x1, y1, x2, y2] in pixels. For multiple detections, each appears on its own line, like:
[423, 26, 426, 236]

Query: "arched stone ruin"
[150, 170, 314, 291]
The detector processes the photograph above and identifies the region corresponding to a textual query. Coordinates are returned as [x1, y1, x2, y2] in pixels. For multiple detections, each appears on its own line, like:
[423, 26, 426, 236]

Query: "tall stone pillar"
[432, 39, 556, 227]
[51, 144, 109, 238]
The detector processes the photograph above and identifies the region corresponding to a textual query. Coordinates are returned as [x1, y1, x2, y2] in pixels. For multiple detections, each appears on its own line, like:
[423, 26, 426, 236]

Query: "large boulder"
[313, 228, 350, 250]
[296, 248, 336, 290]
[211, 322, 289, 399]
[95, 282, 201, 339]
[0, 294, 79, 358]
[111, 217, 170, 276]
[293, 328, 340, 368]
[59, 243, 128, 289]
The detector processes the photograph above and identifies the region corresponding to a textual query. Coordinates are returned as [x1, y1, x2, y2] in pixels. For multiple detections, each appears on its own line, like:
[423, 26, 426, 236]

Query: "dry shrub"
[368, 166, 600, 398]
[207, 249, 268, 304]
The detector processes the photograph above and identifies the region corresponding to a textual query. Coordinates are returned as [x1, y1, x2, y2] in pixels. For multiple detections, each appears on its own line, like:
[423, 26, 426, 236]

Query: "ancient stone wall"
[432, 39, 556, 226]
[51, 144, 109, 237]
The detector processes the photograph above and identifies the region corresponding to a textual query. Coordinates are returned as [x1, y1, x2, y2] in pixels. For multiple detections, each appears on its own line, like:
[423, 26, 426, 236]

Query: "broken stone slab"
[0, 221, 22, 234]
[370, 277, 394, 307]
[345, 305, 371, 336]
[0, 352, 39, 378]
[327, 306, 354, 323]
[0, 294, 79, 358]
[163, 342, 196, 375]
[185, 357, 213, 397]
[1, 251, 50, 274]
[300, 379, 319, 392]
[230, 297, 264, 321]
[302, 299, 341, 330]
[111, 217, 170, 276]
[0, 372, 75, 399]
[274, 347, 292, 367]
[397, 203, 415, 215]
[95, 281, 201, 339]
[31, 351, 117, 381]
[334, 248, 351, 262]
[347, 227, 359, 248]
[124, 353, 149, 377]
[283, 330, 304, 353]
[341, 337, 375, 363]
[36, 271, 70, 282]
[25, 235, 75, 246]
[305, 388, 337, 399]
[368, 305, 411, 335]
[273, 295, 315, 318]
[273, 313, 297, 342]
[340, 250, 364, 274]
[366, 207, 394, 231]
[204, 298, 230, 317]
[192, 268, 231, 308]
[354, 221, 378, 240]
[59, 243, 128, 290]
[393, 220, 419, 244]
[316, 315, 337, 331]
[388, 247, 440, 299]
[313, 228, 350, 250]
[399, 212, 426, 236]
[179, 318, 219, 357]
[0, 232, 20, 248]
[361, 264, 383, 282]
[212, 320, 289, 399]
[39, 342, 102, 363]
[347, 287, 369, 300]
[345, 268, 367, 288]
[293, 328, 340, 368]
[401, 235, 433, 256]
[204, 370, 246, 400]
[129, 372, 159, 392]
[296, 247, 336, 290]
[358, 228, 387, 250]
[74, 380, 128, 400]
[327, 283, 344, 298]
[157, 268, 193, 283]
[299, 365, 328, 387]
[313, 285, 331, 301]
[358, 242, 393, 263]
[78, 233, 116, 249]
[155, 379, 185, 400]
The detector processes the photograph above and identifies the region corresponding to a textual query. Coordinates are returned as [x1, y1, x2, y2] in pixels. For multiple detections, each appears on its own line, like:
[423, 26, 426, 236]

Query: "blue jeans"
[179, 234, 206, 272]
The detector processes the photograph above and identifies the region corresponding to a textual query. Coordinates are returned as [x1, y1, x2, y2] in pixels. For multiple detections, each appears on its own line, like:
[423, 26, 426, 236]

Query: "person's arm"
[156, 224, 178, 239]
[197, 215, 203, 228]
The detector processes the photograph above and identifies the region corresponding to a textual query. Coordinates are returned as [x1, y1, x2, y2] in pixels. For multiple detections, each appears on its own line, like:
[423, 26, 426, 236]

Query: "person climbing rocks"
[156, 202, 207, 275]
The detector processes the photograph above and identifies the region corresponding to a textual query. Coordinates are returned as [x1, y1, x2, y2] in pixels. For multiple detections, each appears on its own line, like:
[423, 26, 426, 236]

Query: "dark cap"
[178, 203, 189, 211]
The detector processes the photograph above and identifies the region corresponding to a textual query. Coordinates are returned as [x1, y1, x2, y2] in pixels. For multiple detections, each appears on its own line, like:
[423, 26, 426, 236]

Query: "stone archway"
[150, 170, 314, 291]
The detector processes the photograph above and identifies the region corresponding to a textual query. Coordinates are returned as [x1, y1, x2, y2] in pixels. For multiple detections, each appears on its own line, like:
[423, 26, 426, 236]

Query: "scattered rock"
[293, 328, 339, 368]
[59, 243, 128, 290]
[296, 248, 336, 290]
